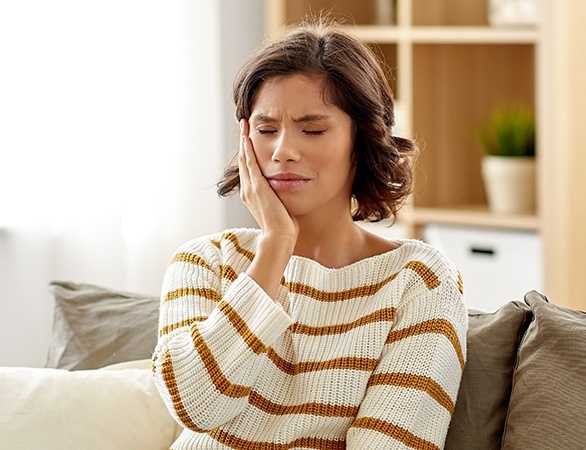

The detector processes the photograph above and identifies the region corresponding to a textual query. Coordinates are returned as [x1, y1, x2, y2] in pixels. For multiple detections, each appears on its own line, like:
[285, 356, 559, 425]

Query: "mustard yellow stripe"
[368, 372, 455, 413]
[220, 264, 239, 282]
[159, 316, 207, 337]
[285, 273, 399, 302]
[351, 417, 440, 450]
[457, 271, 464, 294]
[266, 348, 379, 376]
[404, 261, 441, 290]
[290, 307, 396, 336]
[386, 318, 465, 371]
[208, 428, 346, 450]
[248, 390, 359, 418]
[161, 349, 205, 433]
[283, 261, 440, 303]
[219, 231, 255, 261]
[217, 301, 267, 355]
[163, 287, 221, 303]
[190, 324, 252, 399]
[170, 252, 212, 271]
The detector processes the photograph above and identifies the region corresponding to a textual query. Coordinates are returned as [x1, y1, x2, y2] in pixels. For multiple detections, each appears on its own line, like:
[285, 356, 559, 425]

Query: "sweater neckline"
[287, 239, 421, 273]
[230, 228, 425, 273]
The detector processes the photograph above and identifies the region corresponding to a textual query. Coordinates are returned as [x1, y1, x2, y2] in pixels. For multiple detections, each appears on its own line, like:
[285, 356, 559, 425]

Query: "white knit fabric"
[152, 228, 467, 449]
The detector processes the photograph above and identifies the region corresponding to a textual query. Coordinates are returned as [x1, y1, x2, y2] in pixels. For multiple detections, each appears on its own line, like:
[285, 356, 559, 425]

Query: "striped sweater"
[152, 228, 467, 449]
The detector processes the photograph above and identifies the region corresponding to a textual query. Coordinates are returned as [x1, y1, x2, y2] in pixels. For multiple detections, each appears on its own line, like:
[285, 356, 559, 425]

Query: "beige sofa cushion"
[502, 291, 586, 449]
[445, 300, 532, 450]
[46, 281, 160, 370]
[0, 359, 181, 450]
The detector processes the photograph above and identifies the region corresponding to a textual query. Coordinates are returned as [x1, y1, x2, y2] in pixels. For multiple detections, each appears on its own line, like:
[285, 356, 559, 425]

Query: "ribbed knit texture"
[152, 228, 467, 449]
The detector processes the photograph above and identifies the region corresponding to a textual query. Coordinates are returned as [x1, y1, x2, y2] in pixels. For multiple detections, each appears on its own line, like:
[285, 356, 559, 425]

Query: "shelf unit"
[266, 0, 586, 310]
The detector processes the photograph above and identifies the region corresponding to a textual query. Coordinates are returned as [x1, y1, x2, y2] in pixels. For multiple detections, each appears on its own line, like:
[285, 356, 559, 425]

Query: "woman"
[152, 20, 467, 450]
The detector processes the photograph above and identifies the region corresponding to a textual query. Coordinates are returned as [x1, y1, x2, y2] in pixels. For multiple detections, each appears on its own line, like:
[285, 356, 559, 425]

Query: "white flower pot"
[488, 0, 540, 27]
[481, 156, 536, 214]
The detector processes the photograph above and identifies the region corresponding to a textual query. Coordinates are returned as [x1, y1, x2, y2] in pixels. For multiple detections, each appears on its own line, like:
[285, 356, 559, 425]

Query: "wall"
[220, 1, 266, 229]
[0, 0, 265, 367]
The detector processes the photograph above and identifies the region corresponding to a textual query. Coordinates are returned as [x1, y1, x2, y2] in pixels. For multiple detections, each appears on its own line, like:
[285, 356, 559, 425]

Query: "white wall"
[219, 1, 265, 229]
[0, 0, 265, 367]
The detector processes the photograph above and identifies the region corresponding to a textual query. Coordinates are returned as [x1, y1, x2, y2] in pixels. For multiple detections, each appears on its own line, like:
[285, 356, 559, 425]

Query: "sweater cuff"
[224, 273, 294, 348]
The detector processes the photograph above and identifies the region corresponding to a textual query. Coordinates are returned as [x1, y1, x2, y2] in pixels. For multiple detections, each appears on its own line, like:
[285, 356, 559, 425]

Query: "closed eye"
[256, 129, 277, 135]
[303, 130, 325, 136]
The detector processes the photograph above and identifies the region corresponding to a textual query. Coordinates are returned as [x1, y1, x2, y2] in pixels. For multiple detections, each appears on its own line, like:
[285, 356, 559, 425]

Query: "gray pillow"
[501, 291, 586, 449]
[46, 281, 160, 370]
[445, 300, 532, 450]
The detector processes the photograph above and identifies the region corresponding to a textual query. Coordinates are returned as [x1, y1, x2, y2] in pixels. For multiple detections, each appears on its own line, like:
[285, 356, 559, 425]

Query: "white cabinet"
[425, 224, 542, 311]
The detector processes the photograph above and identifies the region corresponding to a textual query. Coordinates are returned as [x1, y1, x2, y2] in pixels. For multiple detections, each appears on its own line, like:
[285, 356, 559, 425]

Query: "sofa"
[1, 281, 585, 449]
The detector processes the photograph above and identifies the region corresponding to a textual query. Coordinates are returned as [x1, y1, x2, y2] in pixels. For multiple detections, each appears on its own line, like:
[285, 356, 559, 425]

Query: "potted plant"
[478, 105, 536, 214]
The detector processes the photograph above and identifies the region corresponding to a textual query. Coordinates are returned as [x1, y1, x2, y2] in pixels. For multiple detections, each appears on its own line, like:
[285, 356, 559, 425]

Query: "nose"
[272, 131, 300, 163]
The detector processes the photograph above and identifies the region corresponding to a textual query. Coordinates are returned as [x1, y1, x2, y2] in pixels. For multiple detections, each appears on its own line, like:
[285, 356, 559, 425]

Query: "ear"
[351, 149, 358, 166]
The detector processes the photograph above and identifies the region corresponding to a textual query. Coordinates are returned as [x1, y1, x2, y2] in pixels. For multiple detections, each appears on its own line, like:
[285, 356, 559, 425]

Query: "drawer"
[424, 224, 542, 312]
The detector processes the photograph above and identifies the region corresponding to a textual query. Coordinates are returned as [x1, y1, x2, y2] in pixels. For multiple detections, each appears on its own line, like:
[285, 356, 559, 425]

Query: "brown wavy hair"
[217, 19, 417, 223]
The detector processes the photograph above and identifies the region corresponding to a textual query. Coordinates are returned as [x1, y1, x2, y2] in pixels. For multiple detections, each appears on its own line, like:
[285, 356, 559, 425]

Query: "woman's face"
[248, 73, 356, 219]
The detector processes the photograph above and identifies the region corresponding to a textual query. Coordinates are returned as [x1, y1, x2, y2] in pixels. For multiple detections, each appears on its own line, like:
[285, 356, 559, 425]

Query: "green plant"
[478, 105, 536, 157]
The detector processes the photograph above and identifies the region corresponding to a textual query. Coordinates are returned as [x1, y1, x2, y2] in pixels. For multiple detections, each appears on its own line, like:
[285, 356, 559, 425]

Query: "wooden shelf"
[352, 25, 540, 44]
[403, 205, 539, 231]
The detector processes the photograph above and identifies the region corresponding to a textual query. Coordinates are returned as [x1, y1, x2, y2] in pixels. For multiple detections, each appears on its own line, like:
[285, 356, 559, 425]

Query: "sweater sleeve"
[346, 261, 467, 449]
[151, 236, 294, 432]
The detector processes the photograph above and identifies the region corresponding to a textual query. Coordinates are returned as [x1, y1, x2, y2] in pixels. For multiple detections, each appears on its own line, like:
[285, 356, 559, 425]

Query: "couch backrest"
[445, 300, 532, 449]
[446, 291, 586, 450]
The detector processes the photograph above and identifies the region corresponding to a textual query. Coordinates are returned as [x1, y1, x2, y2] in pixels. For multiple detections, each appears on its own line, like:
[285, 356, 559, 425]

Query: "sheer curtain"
[0, 0, 262, 367]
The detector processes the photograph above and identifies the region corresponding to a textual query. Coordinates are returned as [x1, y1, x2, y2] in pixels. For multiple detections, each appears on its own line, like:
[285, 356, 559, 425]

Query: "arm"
[152, 239, 294, 431]
[152, 120, 299, 431]
[347, 268, 467, 449]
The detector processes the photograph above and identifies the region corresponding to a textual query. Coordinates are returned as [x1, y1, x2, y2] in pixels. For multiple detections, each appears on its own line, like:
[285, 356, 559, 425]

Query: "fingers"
[239, 119, 264, 184]
[238, 119, 251, 188]
[236, 121, 298, 239]
[239, 118, 249, 138]
[238, 118, 263, 207]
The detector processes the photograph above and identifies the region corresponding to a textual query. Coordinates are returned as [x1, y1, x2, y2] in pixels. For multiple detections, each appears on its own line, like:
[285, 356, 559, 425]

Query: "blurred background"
[0, 0, 262, 367]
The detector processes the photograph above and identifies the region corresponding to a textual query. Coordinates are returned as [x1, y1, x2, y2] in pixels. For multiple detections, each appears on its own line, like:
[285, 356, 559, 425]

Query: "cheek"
[249, 136, 271, 161]
[249, 138, 278, 179]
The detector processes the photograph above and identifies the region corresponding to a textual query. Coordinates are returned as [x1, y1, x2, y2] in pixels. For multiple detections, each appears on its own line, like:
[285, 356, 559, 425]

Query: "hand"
[239, 119, 298, 299]
[238, 119, 299, 242]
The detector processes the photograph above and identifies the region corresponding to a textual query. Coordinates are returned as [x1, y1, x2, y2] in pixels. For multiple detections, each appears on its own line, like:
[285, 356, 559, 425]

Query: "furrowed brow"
[293, 114, 332, 123]
[250, 113, 276, 123]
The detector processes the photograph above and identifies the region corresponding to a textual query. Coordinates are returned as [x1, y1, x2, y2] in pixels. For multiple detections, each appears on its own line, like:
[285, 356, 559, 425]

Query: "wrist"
[259, 230, 297, 255]
[246, 232, 296, 300]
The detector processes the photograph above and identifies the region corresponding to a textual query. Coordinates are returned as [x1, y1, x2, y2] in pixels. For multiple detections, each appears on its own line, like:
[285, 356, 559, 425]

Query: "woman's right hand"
[238, 119, 299, 242]
[238, 119, 298, 299]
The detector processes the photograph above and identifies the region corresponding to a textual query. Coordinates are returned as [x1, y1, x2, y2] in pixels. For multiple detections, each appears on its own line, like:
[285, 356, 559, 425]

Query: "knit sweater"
[152, 228, 467, 450]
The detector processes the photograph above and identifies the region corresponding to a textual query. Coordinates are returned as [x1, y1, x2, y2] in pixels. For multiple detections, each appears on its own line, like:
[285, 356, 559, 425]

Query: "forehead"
[251, 73, 338, 115]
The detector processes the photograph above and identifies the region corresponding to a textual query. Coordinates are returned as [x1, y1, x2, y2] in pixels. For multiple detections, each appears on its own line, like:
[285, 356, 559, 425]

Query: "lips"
[266, 172, 310, 190]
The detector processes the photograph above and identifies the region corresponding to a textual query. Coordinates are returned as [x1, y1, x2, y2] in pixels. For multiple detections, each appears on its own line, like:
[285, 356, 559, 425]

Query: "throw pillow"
[501, 290, 586, 449]
[46, 281, 160, 370]
[445, 300, 532, 450]
[0, 360, 181, 449]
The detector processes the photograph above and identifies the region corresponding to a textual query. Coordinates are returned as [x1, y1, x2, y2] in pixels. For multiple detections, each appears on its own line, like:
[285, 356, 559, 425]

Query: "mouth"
[266, 173, 310, 190]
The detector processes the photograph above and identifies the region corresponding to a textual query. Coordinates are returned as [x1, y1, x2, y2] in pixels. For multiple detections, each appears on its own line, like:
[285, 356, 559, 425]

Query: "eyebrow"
[250, 113, 332, 123]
